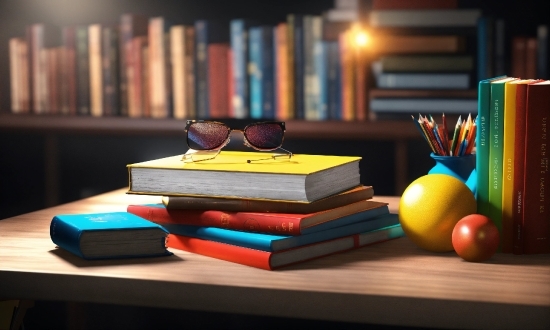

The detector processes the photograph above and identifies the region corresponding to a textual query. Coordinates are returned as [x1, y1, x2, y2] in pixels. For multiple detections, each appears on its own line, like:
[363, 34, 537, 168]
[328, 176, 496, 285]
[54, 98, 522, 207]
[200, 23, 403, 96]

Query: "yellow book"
[127, 151, 362, 202]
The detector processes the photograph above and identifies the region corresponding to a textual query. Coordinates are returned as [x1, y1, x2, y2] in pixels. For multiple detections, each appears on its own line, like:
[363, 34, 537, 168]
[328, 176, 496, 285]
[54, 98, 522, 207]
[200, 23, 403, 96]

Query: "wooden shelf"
[0, 113, 423, 206]
[0, 113, 421, 140]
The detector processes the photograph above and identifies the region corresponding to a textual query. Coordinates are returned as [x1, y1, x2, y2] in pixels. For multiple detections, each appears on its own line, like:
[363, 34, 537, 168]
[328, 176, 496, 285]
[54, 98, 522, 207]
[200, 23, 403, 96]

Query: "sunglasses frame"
[182, 120, 292, 163]
[184, 120, 287, 151]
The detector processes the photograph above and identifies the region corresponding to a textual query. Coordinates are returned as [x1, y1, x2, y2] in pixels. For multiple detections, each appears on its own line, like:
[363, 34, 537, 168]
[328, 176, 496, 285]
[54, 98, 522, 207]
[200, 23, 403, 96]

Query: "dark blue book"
[327, 40, 341, 120]
[230, 19, 255, 119]
[162, 213, 400, 252]
[50, 212, 172, 260]
[249, 26, 275, 119]
[477, 16, 494, 82]
[194, 20, 227, 119]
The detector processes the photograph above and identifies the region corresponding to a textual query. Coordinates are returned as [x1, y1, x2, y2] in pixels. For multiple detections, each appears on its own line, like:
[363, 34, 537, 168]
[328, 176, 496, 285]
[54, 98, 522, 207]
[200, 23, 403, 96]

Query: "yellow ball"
[399, 174, 477, 252]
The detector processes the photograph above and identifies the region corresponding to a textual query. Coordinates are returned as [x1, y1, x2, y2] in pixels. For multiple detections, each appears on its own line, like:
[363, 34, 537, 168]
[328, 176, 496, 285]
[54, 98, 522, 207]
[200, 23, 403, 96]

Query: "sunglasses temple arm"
[246, 147, 293, 163]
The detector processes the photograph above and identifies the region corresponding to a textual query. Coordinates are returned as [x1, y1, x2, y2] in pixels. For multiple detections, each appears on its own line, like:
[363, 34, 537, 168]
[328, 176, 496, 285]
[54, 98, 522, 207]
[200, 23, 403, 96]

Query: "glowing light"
[355, 31, 369, 47]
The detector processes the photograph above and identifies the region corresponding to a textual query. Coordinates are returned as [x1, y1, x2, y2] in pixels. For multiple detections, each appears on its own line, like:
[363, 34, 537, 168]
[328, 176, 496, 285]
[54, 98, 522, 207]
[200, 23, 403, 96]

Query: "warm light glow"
[355, 31, 369, 47]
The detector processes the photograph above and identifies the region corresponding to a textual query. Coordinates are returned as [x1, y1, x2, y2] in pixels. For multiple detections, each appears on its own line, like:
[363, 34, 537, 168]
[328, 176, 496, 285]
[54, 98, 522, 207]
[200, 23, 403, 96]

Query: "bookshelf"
[0, 0, 548, 218]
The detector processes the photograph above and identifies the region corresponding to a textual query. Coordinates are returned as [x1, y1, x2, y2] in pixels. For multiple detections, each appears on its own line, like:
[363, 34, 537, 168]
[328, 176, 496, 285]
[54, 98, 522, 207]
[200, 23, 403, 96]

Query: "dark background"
[0, 0, 548, 328]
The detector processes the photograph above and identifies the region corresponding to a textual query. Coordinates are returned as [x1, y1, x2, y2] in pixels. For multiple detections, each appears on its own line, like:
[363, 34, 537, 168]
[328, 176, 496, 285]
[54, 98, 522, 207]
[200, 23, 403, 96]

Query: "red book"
[208, 43, 230, 118]
[512, 80, 541, 254]
[227, 47, 234, 118]
[128, 199, 389, 236]
[522, 81, 550, 254]
[166, 224, 404, 270]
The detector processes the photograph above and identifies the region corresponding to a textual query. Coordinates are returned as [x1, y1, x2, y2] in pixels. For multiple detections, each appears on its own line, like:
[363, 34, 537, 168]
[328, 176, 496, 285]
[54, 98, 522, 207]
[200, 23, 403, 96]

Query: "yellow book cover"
[127, 151, 362, 202]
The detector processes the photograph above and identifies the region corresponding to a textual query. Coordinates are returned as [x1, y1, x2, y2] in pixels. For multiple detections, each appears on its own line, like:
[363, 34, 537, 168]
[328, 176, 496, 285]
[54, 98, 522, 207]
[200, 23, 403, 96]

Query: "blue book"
[249, 26, 275, 119]
[327, 41, 341, 120]
[50, 212, 172, 260]
[230, 19, 254, 119]
[477, 16, 494, 82]
[315, 40, 328, 120]
[162, 213, 399, 252]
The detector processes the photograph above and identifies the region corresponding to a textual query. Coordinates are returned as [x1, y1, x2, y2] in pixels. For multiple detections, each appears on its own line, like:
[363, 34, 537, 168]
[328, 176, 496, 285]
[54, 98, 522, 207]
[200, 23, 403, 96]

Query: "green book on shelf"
[476, 76, 506, 217]
[487, 77, 516, 241]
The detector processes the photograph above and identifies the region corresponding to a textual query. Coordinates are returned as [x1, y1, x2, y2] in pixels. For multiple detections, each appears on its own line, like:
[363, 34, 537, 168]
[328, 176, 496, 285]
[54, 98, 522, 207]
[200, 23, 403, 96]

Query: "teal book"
[487, 77, 516, 236]
[161, 213, 399, 252]
[50, 212, 172, 260]
[476, 75, 506, 216]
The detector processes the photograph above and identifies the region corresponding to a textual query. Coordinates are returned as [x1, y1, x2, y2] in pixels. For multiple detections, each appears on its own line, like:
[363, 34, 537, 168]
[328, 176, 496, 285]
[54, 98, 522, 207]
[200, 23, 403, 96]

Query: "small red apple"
[452, 214, 500, 262]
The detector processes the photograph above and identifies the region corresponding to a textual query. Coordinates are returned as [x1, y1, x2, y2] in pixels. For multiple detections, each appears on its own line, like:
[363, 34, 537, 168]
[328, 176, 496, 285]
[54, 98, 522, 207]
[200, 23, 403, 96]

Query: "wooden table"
[1, 189, 549, 329]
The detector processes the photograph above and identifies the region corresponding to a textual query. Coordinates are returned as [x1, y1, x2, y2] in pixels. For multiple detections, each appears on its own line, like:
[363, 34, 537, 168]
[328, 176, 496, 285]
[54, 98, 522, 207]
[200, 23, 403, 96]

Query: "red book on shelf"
[127, 199, 389, 236]
[166, 223, 404, 270]
[522, 81, 550, 254]
[227, 47, 234, 117]
[208, 43, 230, 118]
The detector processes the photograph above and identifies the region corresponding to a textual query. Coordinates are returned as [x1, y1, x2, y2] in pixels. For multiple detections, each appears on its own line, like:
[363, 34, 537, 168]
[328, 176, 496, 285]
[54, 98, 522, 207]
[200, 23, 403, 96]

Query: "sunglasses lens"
[245, 123, 284, 150]
[187, 122, 229, 150]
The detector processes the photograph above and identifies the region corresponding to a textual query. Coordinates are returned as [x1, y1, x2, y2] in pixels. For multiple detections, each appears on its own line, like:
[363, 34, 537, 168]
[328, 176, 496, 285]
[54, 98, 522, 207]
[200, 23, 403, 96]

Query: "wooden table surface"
[1, 189, 549, 329]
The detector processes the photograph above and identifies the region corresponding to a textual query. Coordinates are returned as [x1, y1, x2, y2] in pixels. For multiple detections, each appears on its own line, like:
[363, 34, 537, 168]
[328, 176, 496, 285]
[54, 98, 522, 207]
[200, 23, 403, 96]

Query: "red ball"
[452, 214, 500, 262]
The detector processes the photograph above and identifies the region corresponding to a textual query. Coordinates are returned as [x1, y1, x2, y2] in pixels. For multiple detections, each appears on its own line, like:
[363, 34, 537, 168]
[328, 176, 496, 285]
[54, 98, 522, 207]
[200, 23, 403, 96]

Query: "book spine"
[501, 83, 517, 253]
[522, 83, 550, 254]
[525, 38, 537, 79]
[9, 38, 21, 113]
[249, 27, 262, 119]
[76, 26, 90, 115]
[476, 80, 494, 219]
[194, 20, 209, 119]
[261, 26, 275, 119]
[291, 14, 304, 119]
[148, 18, 170, 118]
[274, 23, 289, 120]
[286, 15, 296, 119]
[314, 40, 328, 120]
[170, 25, 185, 119]
[184, 27, 196, 118]
[476, 16, 494, 82]
[303, 16, 316, 120]
[511, 37, 526, 78]
[127, 204, 305, 235]
[88, 24, 103, 117]
[102, 26, 119, 116]
[537, 25, 548, 79]
[487, 81, 508, 241]
[512, 83, 529, 254]
[230, 20, 250, 119]
[49, 216, 85, 258]
[167, 234, 273, 270]
[327, 41, 342, 120]
[340, 29, 355, 121]
[208, 43, 230, 118]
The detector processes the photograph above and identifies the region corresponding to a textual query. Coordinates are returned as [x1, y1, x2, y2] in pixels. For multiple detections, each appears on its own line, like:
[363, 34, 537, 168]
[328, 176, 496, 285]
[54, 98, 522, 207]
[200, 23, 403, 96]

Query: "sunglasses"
[181, 120, 293, 163]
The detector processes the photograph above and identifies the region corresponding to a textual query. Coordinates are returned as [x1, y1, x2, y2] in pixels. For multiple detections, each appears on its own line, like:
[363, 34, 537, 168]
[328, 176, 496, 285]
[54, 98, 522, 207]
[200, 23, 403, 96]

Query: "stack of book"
[477, 77, 550, 255]
[367, 0, 480, 120]
[125, 151, 404, 270]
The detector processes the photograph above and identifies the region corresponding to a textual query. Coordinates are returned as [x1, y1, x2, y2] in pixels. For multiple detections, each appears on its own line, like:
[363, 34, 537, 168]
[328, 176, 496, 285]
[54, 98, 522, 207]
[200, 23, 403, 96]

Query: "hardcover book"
[522, 81, 550, 254]
[488, 77, 517, 241]
[476, 76, 507, 219]
[50, 212, 172, 260]
[162, 185, 373, 213]
[167, 224, 404, 270]
[127, 199, 388, 236]
[162, 212, 400, 252]
[126, 151, 361, 202]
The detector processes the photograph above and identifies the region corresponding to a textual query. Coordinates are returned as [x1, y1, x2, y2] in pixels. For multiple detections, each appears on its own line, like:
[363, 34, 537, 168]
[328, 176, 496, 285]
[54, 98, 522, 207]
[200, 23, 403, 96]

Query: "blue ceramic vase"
[428, 153, 477, 196]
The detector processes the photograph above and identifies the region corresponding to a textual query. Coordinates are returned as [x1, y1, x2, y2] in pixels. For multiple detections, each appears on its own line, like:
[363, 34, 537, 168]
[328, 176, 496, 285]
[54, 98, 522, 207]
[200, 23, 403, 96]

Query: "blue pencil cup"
[428, 153, 477, 196]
